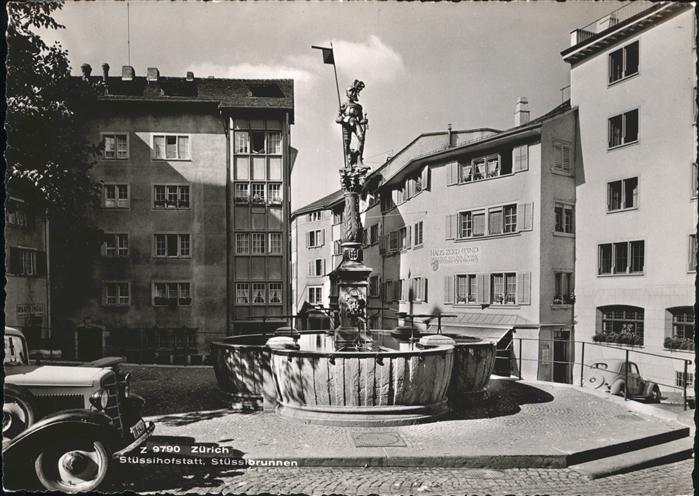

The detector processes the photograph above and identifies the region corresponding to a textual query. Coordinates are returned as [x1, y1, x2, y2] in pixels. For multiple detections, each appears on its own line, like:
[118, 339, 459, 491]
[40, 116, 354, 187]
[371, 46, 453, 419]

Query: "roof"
[76, 75, 294, 122]
[371, 100, 572, 190]
[292, 189, 344, 218]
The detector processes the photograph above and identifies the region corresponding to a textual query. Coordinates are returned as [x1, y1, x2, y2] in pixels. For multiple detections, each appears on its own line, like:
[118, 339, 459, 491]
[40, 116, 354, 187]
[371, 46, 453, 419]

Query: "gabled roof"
[292, 189, 343, 218]
[76, 75, 294, 122]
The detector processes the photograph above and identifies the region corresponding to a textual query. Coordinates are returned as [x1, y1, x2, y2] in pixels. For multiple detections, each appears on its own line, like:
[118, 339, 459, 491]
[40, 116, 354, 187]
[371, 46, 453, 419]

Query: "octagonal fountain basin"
[211, 334, 276, 411]
[269, 330, 454, 427]
[443, 335, 497, 408]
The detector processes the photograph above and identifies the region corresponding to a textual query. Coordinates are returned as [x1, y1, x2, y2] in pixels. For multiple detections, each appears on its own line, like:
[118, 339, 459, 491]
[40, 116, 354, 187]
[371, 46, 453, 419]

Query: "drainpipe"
[44, 212, 51, 340]
[224, 110, 231, 336]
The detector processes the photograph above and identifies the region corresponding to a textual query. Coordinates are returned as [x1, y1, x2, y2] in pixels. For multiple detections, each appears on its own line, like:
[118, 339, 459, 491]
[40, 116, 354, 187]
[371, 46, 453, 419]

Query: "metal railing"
[500, 337, 693, 410]
[577, 1, 659, 36]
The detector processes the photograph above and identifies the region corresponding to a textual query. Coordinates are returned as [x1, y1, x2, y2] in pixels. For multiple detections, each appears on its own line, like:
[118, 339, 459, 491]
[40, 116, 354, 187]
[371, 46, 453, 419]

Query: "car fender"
[2, 409, 120, 460]
[609, 379, 625, 395]
[642, 381, 659, 397]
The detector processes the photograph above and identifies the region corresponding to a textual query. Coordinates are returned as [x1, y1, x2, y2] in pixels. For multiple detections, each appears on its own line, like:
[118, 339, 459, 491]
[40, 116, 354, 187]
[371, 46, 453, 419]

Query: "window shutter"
[423, 278, 428, 303]
[379, 234, 386, 254]
[36, 251, 47, 276]
[517, 202, 533, 231]
[517, 272, 531, 305]
[514, 145, 529, 172]
[445, 214, 455, 240]
[308, 261, 314, 276]
[407, 225, 412, 248]
[447, 161, 459, 186]
[477, 273, 490, 304]
[443, 275, 454, 304]
[320, 229, 325, 246]
[9, 248, 20, 275]
[562, 146, 571, 172]
[422, 166, 431, 190]
[305, 232, 310, 248]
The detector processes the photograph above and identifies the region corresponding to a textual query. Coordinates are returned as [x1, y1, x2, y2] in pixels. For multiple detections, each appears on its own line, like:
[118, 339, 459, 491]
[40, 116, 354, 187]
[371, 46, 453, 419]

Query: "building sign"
[430, 247, 479, 271]
[16, 303, 45, 324]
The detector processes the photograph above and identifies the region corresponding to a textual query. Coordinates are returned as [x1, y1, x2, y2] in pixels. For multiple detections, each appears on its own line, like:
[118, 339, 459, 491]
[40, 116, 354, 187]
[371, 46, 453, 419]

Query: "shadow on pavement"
[449, 380, 554, 421]
[153, 409, 235, 427]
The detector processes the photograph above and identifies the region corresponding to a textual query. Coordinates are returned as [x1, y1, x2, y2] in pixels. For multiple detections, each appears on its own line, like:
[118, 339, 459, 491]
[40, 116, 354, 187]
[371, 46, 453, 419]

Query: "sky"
[44, 0, 625, 210]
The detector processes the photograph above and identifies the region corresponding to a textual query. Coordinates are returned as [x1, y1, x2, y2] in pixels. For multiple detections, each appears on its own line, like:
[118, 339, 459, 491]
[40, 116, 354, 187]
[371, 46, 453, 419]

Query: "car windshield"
[592, 362, 608, 370]
[4, 335, 28, 365]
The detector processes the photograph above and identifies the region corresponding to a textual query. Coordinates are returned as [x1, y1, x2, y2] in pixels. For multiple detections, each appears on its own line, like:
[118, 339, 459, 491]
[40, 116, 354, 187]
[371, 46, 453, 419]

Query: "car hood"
[4, 365, 110, 387]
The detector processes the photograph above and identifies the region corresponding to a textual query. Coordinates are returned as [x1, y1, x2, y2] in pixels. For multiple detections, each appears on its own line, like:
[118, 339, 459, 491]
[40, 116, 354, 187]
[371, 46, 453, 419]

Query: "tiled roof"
[77, 75, 294, 121]
[292, 189, 343, 218]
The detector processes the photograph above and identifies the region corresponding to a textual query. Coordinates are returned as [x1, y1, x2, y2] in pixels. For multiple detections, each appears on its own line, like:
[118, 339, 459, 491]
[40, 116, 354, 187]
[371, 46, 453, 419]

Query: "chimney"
[146, 67, 160, 82]
[186, 71, 194, 82]
[80, 63, 92, 81]
[101, 63, 110, 81]
[122, 65, 135, 81]
[514, 97, 530, 126]
[447, 123, 454, 148]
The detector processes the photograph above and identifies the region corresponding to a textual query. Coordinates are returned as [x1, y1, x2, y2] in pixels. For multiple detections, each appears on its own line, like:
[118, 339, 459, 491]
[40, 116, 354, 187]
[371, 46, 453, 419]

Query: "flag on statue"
[312, 45, 335, 65]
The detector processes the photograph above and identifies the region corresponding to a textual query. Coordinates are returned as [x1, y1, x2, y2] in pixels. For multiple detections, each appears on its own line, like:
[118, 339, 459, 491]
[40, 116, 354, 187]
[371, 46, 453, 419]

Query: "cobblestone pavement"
[117, 459, 693, 495]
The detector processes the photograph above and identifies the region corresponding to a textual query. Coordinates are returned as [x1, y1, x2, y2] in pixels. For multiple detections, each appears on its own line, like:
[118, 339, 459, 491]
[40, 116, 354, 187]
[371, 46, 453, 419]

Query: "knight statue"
[336, 79, 368, 168]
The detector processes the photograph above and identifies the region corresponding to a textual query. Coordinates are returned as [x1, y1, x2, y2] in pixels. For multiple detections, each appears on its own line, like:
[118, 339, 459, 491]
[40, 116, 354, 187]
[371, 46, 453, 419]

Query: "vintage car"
[584, 358, 662, 402]
[3, 326, 154, 492]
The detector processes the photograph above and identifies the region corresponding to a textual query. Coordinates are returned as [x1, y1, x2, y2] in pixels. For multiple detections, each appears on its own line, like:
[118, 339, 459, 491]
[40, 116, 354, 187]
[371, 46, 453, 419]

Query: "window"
[234, 131, 250, 154]
[598, 305, 644, 345]
[8, 248, 45, 277]
[103, 184, 129, 208]
[460, 153, 506, 182]
[235, 283, 249, 304]
[251, 233, 266, 254]
[383, 280, 394, 302]
[104, 282, 129, 306]
[491, 273, 516, 304]
[333, 211, 343, 225]
[609, 41, 639, 84]
[670, 307, 695, 340]
[268, 183, 282, 204]
[236, 233, 250, 254]
[268, 283, 282, 304]
[503, 204, 517, 233]
[153, 282, 192, 306]
[310, 258, 325, 276]
[456, 274, 477, 304]
[333, 240, 342, 256]
[269, 233, 282, 254]
[513, 144, 528, 171]
[154, 234, 190, 258]
[689, 234, 697, 271]
[398, 279, 406, 301]
[307, 211, 322, 222]
[103, 133, 128, 160]
[308, 287, 323, 305]
[608, 109, 639, 148]
[153, 135, 190, 160]
[554, 272, 574, 304]
[308, 229, 324, 248]
[598, 241, 644, 274]
[458, 210, 485, 238]
[251, 183, 265, 204]
[554, 203, 574, 233]
[369, 276, 379, 297]
[153, 185, 190, 209]
[388, 231, 399, 252]
[6, 198, 31, 227]
[553, 142, 571, 172]
[413, 277, 428, 302]
[676, 371, 694, 388]
[414, 221, 424, 246]
[607, 177, 638, 211]
[250, 132, 266, 154]
[488, 208, 503, 235]
[370, 224, 379, 245]
[104, 233, 129, 257]
[399, 227, 410, 250]
[692, 162, 698, 198]
[235, 183, 250, 202]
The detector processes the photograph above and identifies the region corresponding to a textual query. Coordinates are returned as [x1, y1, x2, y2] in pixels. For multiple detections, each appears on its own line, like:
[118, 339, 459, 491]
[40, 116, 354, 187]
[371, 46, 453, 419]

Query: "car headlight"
[89, 389, 109, 410]
[123, 372, 131, 398]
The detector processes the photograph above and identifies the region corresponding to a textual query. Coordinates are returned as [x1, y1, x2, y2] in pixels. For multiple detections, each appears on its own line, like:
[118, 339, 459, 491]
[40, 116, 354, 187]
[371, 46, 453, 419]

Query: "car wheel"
[611, 382, 625, 397]
[585, 372, 606, 389]
[34, 438, 110, 493]
[3, 387, 37, 441]
[649, 386, 661, 403]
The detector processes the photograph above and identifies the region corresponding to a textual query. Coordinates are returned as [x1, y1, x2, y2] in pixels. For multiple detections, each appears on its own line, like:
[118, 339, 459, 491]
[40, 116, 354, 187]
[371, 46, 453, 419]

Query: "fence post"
[580, 341, 585, 387]
[624, 349, 629, 401]
[683, 360, 688, 411]
[518, 338, 523, 380]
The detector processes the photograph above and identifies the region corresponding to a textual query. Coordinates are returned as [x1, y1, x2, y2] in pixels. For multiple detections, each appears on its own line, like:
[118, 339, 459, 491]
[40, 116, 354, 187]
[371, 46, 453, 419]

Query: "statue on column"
[336, 79, 368, 168]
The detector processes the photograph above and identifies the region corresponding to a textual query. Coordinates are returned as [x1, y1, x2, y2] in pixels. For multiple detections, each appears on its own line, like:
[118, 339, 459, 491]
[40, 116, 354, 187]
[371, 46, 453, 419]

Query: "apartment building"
[57, 65, 294, 362]
[562, 2, 696, 388]
[5, 196, 49, 346]
[293, 101, 579, 382]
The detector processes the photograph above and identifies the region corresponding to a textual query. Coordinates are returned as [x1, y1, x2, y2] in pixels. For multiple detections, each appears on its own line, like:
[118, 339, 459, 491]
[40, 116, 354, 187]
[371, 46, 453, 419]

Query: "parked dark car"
[3, 326, 154, 492]
[584, 358, 661, 402]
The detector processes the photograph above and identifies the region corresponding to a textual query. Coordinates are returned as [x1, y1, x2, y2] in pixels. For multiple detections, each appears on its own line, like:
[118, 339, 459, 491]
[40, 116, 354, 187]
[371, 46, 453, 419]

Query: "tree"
[6, 1, 104, 327]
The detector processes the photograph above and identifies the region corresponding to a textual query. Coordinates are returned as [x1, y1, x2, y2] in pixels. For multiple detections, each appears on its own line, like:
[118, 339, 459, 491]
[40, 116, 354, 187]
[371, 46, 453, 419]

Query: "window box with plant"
[593, 331, 644, 347]
[664, 337, 694, 351]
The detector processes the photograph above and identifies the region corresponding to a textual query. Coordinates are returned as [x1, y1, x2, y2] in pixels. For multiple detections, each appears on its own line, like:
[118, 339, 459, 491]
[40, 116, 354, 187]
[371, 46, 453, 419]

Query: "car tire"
[34, 438, 110, 493]
[611, 382, 625, 397]
[649, 386, 661, 403]
[3, 385, 38, 441]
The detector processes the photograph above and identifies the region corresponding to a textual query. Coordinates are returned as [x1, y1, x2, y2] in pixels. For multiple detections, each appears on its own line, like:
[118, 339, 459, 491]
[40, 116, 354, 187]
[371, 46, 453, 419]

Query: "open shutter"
[443, 275, 454, 304]
[445, 214, 455, 240]
[517, 272, 531, 305]
[421, 166, 431, 191]
[407, 225, 412, 249]
[305, 232, 310, 248]
[9, 248, 20, 275]
[423, 278, 428, 303]
[514, 145, 529, 172]
[322, 259, 326, 275]
[320, 229, 325, 247]
[308, 261, 314, 276]
[446, 161, 459, 186]
[476, 273, 490, 304]
[36, 251, 47, 276]
[517, 202, 533, 231]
